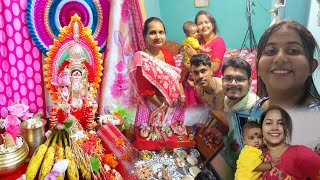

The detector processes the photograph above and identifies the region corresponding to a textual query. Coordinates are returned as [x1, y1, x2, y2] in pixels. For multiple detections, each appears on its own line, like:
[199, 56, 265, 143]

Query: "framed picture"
[194, 0, 209, 7]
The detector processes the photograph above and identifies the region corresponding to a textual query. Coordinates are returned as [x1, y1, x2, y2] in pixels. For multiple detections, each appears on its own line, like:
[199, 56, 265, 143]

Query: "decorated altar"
[0, 0, 227, 179]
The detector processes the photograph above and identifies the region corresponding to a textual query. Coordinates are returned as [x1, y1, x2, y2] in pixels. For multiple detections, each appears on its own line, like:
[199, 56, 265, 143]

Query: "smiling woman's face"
[145, 20, 166, 49]
[261, 109, 286, 148]
[196, 14, 214, 38]
[257, 26, 311, 94]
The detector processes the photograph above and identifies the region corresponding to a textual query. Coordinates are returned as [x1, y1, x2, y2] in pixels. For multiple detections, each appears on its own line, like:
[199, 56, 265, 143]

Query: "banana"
[38, 132, 59, 180]
[25, 131, 55, 180]
[79, 161, 91, 180]
[65, 146, 80, 180]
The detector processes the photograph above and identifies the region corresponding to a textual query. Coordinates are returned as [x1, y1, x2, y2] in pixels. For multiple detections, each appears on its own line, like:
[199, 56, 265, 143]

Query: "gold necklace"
[268, 143, 286, 151]
[145, 48, 162, 59]
[268, 143, 287, 157]
[205, 34, 216, 44]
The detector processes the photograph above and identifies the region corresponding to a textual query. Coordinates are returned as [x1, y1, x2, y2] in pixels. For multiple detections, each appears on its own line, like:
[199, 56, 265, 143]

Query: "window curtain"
[0, 1, 46, 118]
[99, 0, 145, 115]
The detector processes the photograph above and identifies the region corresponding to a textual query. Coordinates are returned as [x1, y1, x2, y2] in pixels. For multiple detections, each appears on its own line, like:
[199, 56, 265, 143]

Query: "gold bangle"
[180, 95, 186, 98]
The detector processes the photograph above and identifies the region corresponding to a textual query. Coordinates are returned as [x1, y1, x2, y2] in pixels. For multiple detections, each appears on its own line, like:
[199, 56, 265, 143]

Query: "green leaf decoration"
[64, 119, 73, 128]
[91, 156, 100, 173]
[33, 112, 43, 120]
[112, 106, 134, 130]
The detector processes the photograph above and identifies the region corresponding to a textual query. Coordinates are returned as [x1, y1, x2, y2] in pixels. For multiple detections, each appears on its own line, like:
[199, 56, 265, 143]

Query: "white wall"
[288, 109, 320, 150]
[307, 0, 320, 96]
[307, 0, 320, 46]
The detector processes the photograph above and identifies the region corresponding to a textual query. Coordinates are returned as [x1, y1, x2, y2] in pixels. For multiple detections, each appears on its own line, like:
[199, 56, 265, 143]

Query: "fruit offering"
[140, 150, 153, 160]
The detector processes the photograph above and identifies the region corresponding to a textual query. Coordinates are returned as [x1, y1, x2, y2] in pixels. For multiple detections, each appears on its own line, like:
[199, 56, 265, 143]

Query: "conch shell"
[4, 134, 15, 148]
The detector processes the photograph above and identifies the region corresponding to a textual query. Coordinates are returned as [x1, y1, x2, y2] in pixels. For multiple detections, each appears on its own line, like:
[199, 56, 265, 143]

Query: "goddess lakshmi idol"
[44, 14, 103, 130]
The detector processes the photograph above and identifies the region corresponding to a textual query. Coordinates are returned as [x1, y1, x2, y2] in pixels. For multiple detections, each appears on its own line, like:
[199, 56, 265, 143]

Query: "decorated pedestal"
[132, 128, 196, 151]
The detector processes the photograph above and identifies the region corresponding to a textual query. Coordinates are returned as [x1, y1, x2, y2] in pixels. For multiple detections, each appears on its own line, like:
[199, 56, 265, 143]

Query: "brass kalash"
[20, 119, 47, 158]
[0, 136, 29, 176]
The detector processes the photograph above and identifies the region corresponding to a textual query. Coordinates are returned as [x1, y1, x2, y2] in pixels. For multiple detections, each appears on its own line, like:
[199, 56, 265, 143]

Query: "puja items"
[186, 155, 198, 166]
[140, 123, 150, 138]
[171, 121, 187, 136]
[189, 166, 201, 177]
[49, 107, 58, 129]
[28, 112, 123, 180]
[140, 126, 150, 138]
[0, 136, 29, 176]
[20, 118, 47, 157]
[162, 125, 173, 137]
[99, 114, 124, 126]
[25, 130, 78, 180]
[195, 110, 228, 162]
[69, 117, 119, 180]
[0, 105, 30, 175]
[97, 123, 138, 176]
[135, 164, 153, 180]
[85, 109, 97, 130]
[140, 150, 153, 160]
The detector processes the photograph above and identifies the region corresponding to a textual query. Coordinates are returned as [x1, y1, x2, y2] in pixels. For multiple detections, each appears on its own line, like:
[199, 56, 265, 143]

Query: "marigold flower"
[102, 154, 118, 169]
[115, 138, 125, 147]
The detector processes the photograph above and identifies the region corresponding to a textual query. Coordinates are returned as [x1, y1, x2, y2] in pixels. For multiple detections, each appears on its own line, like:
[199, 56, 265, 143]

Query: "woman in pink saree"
[260, 105, 320, 179]
[129, 17, 185, 128]
[185, 11, 226, 77]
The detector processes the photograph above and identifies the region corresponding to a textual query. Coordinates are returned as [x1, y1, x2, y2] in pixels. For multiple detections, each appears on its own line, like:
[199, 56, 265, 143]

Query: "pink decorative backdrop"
[0, 0, 45, 118]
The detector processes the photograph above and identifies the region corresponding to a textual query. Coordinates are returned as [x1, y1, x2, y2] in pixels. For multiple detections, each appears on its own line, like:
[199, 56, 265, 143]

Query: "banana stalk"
[55, 132, 65, 180]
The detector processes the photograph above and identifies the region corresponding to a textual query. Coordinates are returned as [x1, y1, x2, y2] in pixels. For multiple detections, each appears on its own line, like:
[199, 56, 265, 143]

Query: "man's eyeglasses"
[222, 76, 247, 84]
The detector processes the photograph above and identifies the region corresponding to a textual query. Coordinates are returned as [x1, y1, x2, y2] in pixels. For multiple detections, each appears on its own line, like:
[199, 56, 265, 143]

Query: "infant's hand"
[184, 62, 191, 70]
[186, 45, 197, 56]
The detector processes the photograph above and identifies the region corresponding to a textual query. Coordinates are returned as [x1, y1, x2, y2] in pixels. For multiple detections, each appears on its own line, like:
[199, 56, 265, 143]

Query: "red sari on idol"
[69, 99, 87, 127]
[129, 48, 185, 126]
[261, 145, 320, 180]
